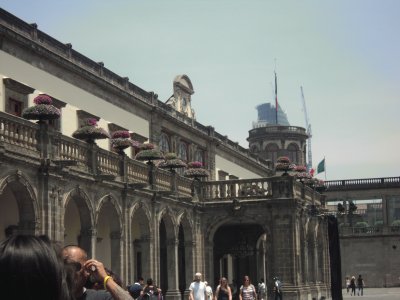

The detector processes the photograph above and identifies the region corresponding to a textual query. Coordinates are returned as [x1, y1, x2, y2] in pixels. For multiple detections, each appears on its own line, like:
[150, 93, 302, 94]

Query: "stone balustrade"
[339, 225, 400, 236]
[0, 112, 38, 151]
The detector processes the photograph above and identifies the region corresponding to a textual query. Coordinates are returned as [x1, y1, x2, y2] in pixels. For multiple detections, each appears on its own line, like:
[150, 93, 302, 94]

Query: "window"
[287, 143, 299, 164]
[3, 78, 34, 117]
[8, 98, 23, 117]
[159, 133, 170, 153]
[266, 143, 279, 164]
[178, 142, 188, 162]
[195, 149, 205, 165]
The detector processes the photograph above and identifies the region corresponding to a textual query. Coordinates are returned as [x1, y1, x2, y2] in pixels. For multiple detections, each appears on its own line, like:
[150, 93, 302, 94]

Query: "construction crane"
[300, 86, 312, 171]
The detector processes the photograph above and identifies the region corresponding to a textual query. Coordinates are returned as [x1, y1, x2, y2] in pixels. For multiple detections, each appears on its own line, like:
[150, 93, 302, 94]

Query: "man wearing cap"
[189, 272, 207, 300]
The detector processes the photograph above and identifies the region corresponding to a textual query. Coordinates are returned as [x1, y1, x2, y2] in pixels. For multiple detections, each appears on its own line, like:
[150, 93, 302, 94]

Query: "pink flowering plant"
[188, 161, 203, 168]
[111, 130, 133, 152]
[135, 143, 163, 161]
[72, 118, 110, 143]
[158, 152, 187, 170]
[184, 161, 209, 178]
[33, 94, 52, 105]
[275, 156, 293, 172]
[22, 94, 61, 121]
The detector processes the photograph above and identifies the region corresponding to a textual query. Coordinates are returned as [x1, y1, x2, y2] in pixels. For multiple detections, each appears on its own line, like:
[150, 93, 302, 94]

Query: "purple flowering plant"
[22, 94, 61, 121]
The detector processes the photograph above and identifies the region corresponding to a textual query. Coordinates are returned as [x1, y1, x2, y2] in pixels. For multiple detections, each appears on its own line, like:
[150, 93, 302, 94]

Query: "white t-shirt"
[189, 281, 207, 300]
[205, 285, 213, 300]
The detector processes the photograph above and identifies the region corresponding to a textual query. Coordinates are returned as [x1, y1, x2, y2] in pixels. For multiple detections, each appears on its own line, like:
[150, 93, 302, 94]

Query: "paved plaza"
[341, 287, 400, 299]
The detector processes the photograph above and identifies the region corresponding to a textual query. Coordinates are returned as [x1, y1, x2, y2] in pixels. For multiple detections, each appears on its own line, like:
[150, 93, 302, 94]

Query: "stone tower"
[247, 102, 308, 166]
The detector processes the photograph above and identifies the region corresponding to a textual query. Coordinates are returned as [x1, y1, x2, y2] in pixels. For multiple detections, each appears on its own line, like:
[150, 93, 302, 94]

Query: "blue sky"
[1, 0, 399, 180]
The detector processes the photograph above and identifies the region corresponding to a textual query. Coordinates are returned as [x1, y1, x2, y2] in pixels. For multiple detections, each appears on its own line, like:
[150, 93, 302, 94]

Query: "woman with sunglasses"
[239, 276, 257, 300]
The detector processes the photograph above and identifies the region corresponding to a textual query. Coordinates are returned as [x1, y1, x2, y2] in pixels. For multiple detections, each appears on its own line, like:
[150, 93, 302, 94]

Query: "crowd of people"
[188, 273, 282, 300]
[345, 275, 365, 296]
[0, 233, 286, 300]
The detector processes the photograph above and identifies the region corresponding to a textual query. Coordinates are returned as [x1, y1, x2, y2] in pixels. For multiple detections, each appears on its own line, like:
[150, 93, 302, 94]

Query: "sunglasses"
[64, 260, 83, 272]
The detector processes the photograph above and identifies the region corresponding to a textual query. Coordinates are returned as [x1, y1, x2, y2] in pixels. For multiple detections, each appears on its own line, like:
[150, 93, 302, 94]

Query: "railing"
[154, 168, 172, 191]
[126, 160, 150, 184]
[340, 225, 400, 236]
[0, 113, 38, 151]
[202, 178, 273, 201]
[249, 125, 307, 134]
[58, 136, 89, 169]
[97, 148, 119, 175]
[325, 177, 400, 191]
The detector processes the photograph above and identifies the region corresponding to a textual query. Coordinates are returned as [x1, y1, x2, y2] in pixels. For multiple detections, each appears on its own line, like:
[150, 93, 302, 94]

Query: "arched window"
[178, 142, 188, 162]
[266, 143, 279, 164]
[195, 149, 205, 165]
[159, 133, 170, 153]
[287, 143, 299, 164]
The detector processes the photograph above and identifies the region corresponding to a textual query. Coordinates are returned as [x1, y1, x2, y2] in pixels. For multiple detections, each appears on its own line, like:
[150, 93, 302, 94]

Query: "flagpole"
[274, 70, 278, 125]
[324, 156, 327, 180]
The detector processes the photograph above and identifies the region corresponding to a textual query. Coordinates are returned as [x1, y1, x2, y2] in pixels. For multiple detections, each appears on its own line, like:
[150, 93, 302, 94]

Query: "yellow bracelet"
[103, 275, 112, 290]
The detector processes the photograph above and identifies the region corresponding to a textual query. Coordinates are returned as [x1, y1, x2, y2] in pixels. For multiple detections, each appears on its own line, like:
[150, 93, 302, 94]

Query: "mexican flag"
[317, 158, 325, 174]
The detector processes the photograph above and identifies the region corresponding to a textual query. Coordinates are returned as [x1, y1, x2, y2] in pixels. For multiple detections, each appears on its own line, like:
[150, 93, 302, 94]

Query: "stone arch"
[95, 193, 123, 275]
[63, 186, 93, 255]
[173, 74, 194, 94]
[130, 201, 152, 282]
[0, 171, 39, 237]
[206, 215, 270, 289]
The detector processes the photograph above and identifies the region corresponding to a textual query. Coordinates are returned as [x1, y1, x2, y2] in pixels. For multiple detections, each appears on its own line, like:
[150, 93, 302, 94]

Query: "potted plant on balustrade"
[159, 152, 187, 193]
[293, 165, 311, 183]
[183, 161, 209, 179]
[184, 161, 209, 201]
[275, 156, 293, 176]
[72, 118, 110, 144]
[22, 94, 60, 123]
[158, 152, 187, 172]
[135, 143, 164, 188]
[110, 130, 141, 155]
[135, 143, 164, 163]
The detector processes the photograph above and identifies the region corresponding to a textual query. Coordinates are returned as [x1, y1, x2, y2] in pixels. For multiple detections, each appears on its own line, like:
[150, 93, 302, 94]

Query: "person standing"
[272, 277, 282, 300]
[63, 245, 133, 300]
[350, 276, 356, 296]
[345, 277, 350, 294]
[129, 277, 144, 299]
[204, 281, 213, 300]
[239, 275, 257, 300]
[189, 272, 207, 300]
[215, 277, 232, 300]
[257, 279, 266, 300]
[357, 274, 364, 296]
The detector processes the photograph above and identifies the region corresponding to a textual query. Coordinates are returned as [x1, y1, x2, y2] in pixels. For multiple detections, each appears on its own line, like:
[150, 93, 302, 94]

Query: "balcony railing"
[325, 177, 400, 191]
[0, 112, 326, 205]
[339, 225, 400, 236]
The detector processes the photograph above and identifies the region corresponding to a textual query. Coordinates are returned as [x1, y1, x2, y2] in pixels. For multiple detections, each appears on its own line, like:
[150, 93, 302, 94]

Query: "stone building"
[0, 8, 331, 300]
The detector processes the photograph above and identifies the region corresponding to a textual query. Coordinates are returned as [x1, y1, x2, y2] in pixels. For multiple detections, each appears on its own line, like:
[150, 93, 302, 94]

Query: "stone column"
[79, 228, 97, 258]
[382, 195, 389, 225]
[165, 238, 181, 300]
[110, 230, 122, 281]
[140, 235, 152, 279]
[183, 241, 195, 299]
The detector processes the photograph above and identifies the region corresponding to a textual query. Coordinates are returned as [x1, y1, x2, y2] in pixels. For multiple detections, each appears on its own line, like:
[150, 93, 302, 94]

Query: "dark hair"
[147, 278, 154, 285]
[0, 235, 72, 300]
[4, 225, 18, 238]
